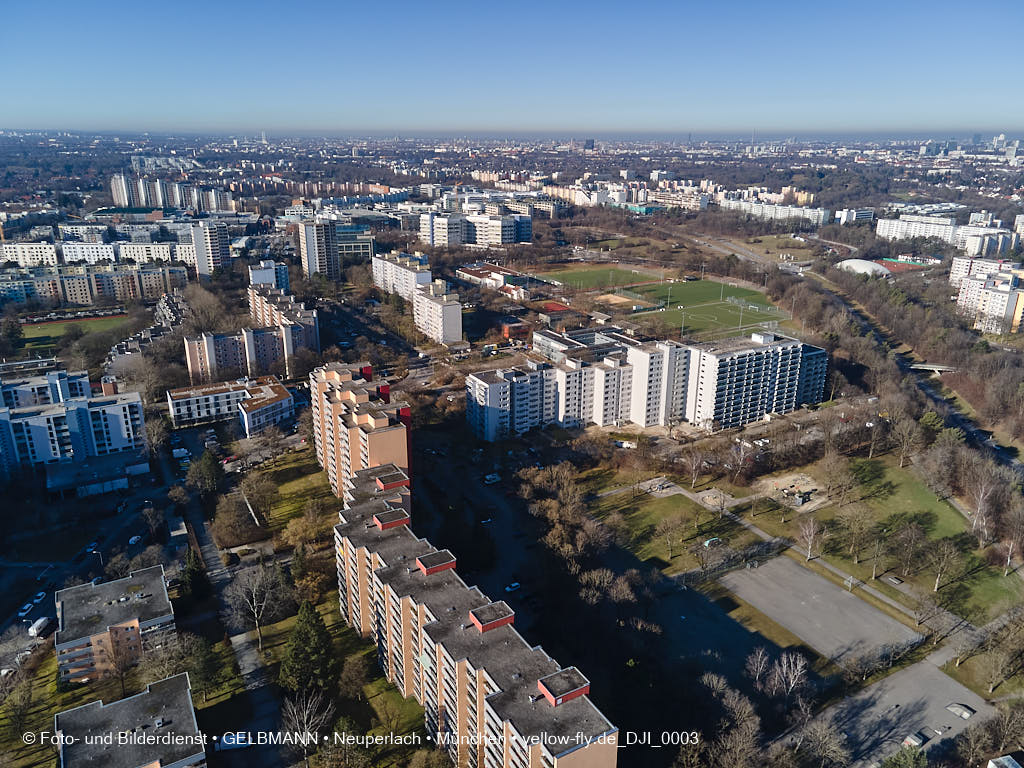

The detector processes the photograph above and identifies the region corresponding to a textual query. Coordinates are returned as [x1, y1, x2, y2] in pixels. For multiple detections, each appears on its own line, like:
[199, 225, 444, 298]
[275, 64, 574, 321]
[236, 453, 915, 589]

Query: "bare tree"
[4, 679, 33, 737]
[890, 523, 926, 577]
[226, 564, 289, 651]
[798, 515, 824, 561]
[799, 721, 850, 768]
[927, 538, 963, 592]
[837, 504, 873, 564]
[982, 647, 1014, 694]
[744, 647, 771, 690]
[655, 516, 686, 560]
[281, 689, 335, 768]
[681, 446, 706, 489]
[890, 415, 921, 468]
[962, 453, 1005, 545]
[768, 651, 808, 701]
[988, 704, 1024, 755]
[1003, 497, 1024, 576]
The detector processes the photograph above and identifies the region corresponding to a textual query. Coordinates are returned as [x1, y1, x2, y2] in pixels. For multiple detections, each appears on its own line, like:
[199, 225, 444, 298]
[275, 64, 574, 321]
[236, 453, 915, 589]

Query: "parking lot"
[811, 661, 993, 767]
[719, 556, 922, 662]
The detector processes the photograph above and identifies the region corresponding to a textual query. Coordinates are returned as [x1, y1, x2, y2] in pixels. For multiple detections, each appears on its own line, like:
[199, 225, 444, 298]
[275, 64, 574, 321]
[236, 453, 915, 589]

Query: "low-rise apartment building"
[309, 362, 410, 497]
[248, 259, 290, 291]
[413, 280, 463, 344]
[334, 466, 618, 768]
[54, 566, 174, 683]
[166, 376, 294, 437]
[54, 673, 205, 768]
[1, 242, 60, 267]
[456, 262, 532, 301]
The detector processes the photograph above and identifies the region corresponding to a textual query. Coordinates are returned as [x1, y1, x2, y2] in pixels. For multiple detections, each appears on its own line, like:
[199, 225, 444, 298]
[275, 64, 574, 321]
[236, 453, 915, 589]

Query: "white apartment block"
[174, 243, 196, 267]
[2, 242, 59, 267]
[718, 199, 831, 226]
[61, 242, 117, 265]
[948, 256, 1022, 286]
[58, 223, 108, 243]
[299, 221, 337, 280]
[412, 280, 463, 344]
[878, 215, 1020, 256]
[1, 369, 90, 409]
[191, 221, 229, 276]
[419, 213, 466, 247]
[0, 392, 146, 476]
[371, 250, 432, 300]
[467, 331, 827, 440]
[117, 242, 174, 263]
[956, 272, 1024, 334]
[248, 259, 290, 292]
[835, 208, 875, 225]
[167, 376, 294, 437]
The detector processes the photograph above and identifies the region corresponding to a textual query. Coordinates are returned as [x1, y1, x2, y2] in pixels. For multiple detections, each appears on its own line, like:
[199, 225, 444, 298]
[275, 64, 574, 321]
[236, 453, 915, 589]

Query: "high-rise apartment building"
[300, 222, 375, 280]
[948, 256, 1022, 287]
[877, 215, 1020, 256]
[412, 280, 463, 344]
[309, 362, 410, 497]
[183, 286, 318, 382]
[0, 391, 147, 476]
[190, 221, 229, 277]
[334, 464, 618, 768]
[0, 264, 187, 307]
[467, 330, 827, 440]
[61, 243, 117, 265]
[371, 250, 432, 299]
[1, 369, 90, 409]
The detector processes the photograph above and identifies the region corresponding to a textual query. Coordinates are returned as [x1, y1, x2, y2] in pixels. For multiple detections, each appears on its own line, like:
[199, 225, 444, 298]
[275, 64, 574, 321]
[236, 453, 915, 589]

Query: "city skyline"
[3, 0, 1023, 133]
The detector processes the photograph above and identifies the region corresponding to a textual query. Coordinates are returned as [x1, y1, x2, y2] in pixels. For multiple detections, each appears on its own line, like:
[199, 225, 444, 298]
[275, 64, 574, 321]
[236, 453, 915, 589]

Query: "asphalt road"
[720, 557, 922, 662]
[811, 661, 992, 767]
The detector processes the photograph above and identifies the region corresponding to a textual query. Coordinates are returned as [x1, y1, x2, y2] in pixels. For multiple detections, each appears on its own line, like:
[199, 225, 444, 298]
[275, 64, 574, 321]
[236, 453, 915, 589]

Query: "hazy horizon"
[4, 0, 1022, 135]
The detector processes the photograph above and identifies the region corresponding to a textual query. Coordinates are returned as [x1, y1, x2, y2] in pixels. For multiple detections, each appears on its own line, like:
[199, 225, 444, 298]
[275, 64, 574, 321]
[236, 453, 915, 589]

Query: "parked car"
[504, 582, 521, 593]
[32, 592, 45, 604]
[128, 535, 143, 545]
[17, 604, 33, 619]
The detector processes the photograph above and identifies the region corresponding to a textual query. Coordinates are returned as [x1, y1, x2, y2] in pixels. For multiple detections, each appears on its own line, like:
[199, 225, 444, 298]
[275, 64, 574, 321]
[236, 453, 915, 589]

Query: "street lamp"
[91, 549, 104, 567]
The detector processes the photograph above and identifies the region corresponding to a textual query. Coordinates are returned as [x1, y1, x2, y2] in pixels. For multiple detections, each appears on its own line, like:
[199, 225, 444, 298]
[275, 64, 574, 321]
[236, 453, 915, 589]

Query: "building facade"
[54, 566, 174, 683]
[190, 221, 229, 276]
[166, 376, 294, 437]
[309, 362, 410, 497]
[467, 330, 827, 440]
[371, 250, 432, 299]
[248, 259, 290, 292]
[334, 465, 618, 768]
[413, 280, 463, 344]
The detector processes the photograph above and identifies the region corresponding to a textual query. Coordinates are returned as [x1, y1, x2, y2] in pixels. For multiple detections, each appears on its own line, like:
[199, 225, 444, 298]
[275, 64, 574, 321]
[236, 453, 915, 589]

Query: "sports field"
[537, 265, 659, 290]
[630, 280, 783, 337]
[21, 316, 130, 353]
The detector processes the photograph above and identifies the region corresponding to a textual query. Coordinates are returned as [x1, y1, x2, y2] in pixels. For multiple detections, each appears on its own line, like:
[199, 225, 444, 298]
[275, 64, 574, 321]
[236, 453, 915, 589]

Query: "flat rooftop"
[55, 674, 204, 768]
[56, 566, 172, 645]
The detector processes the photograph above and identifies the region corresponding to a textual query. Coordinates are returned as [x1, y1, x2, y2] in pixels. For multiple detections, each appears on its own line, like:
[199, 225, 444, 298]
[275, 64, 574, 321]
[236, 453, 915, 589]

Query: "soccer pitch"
[537, 266, 658, 290]
[629, 280, 783, 337]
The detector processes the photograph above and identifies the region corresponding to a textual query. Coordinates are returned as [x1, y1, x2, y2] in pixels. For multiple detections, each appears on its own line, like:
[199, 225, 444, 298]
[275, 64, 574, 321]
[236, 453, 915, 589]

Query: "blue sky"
[3, 0, 1022, 136]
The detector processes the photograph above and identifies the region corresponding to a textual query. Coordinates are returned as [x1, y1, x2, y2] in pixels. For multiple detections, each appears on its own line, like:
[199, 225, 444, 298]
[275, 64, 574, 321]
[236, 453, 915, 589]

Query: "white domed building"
[836, 258, 891, 277]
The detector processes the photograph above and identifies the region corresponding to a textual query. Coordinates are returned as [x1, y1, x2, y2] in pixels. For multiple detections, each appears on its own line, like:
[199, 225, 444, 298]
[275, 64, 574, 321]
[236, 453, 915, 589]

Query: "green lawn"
[263, 447, 335, 532]
[744, 454, 1024, 622]
[21, 316, 131, 353]
[0, 639, 241, 768]
[591, 488, 759, 574]
[259, 600, 426, 767]
[631, 280, 782, 337]
[537, 266, 660, 290]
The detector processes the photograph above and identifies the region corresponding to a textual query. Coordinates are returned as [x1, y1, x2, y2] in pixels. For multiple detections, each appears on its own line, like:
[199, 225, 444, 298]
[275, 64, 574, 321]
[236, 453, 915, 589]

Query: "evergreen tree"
[279, 601, 338, 693]
[188, 638, 220, 702]
[881, 746, 928, 768]
[181, 548, 211, 601]
[292, 543, 308, 581]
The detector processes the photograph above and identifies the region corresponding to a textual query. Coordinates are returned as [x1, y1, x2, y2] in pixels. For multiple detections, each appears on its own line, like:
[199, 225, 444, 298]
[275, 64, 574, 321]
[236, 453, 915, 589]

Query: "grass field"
[743, 454, 1024, 623]
[262, 447, 335, 532]
[21, 316, 130, 353]
[630, 280, 782, 337]
[591, 486, 759, 575]
[727, 234, 815, 261]
[536, 265, 660, 290]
